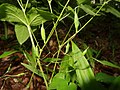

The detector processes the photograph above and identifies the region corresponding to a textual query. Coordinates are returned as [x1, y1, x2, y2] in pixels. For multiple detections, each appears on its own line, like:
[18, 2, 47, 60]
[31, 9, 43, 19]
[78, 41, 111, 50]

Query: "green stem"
[61, 0, 111, 47]
[27, 25, 35, 49]
[49, 46, 61, 83]
[37, 58, 48, 89]
[41, 0, 70, 51]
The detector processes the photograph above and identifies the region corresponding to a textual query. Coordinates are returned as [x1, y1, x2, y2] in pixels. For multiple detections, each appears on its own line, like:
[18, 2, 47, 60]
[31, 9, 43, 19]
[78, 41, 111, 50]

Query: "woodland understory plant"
[0, 0, 120, 90]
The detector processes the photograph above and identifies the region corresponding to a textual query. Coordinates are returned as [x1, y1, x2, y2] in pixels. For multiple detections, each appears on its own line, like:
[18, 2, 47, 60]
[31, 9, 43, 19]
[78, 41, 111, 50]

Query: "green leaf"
[21, 63, 46, 78]
[109, 76, 120, 90]
[15, 24, 29, 45]
[59, 55, 70, 73]
[0, 3, 27, 24]
[54, 73, 65, 79]
[67, 6, 74, 13]
[76, 0, 86, 5]
[65, 42, 70, 54]
[23, 51, 36, 66]
[105, 5, 120, 18]
[115, 0, 120, 2]
[41, 23, 46, 43]
[0, 50, 17, 58]
[37, 9, 57, 21]
[27, 8, 47, 26]
[94, 58, 120, 69]
[68, 82, 77, 90]
[74, 9, 80, 32]
[80, 4, 99, 16]
[83, 43, 95, 68]
[95, 72, 115, 84]
[72, 41, 95, 88]
[71, 42, 106, 90]
[48, 77, 69, 90]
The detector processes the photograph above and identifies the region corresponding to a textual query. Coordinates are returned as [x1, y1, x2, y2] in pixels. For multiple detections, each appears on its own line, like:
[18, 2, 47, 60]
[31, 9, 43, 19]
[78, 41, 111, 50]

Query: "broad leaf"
[27, 8, 46, 26]
[72, 41, 95, 89]
[80, 4, 99, 16]
[76, 0, 90, 5]
[0, 3, 27, 24]
[48, 77, 69, 90]
[59, 55, 70, 73]
[71, 42, 106, 90]
[15, 24, 29, 45]
[37, 9, 57, 20]
[68, 82, 77, 90]
[109, 76, 120, 90]
[0, 50, 17, 58]
[95, 72, 115, 84]
[105, 5, 120, 18]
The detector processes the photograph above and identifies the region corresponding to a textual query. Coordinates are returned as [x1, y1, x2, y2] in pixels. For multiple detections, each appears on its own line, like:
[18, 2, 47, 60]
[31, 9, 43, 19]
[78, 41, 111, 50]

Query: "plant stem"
[41, 0, 70, 51]
[49, 46, 61, 83]
[37, 58, 48, 89]
[61, 0, 111, 48]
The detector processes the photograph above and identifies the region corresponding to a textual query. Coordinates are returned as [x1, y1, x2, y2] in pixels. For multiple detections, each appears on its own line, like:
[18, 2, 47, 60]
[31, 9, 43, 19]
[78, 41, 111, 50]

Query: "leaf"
[68, 82, 77, 90]
[67, 6, 74, 13]
[48, 77, 69, 90]
[21, 63, 46, 78]
[71, 42, 106, 90]
[105, 5, 120, 18]
[54, 73, 65, 79]
[0, 3, 27, 24]
[15, 24, 29, 45]
[80, 4, 99, 16]
[27, 8, 47, 26]
[27, 8, 56, 26]
[109, 76, 120, 90]
[0, 51, 17, 58]
[76, 0, 87, 5]
[65, 42, 70, 54]
[95, 72, 115, 84]
[74, 9, 80, 32]
[83, 43, 95, 68]
[72, 41, 95, 88]
[94, 58, 120, 69]
[41, 23, 46, 43]
[115, 0, 120, 2]
[23, 51, 36, 66]
[59, 55, 70, 73]
[37, 9, 57, 21]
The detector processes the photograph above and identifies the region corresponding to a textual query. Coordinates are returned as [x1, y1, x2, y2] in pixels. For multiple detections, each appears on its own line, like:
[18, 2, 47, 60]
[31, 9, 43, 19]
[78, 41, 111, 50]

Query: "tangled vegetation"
[0, 0, 120, 90]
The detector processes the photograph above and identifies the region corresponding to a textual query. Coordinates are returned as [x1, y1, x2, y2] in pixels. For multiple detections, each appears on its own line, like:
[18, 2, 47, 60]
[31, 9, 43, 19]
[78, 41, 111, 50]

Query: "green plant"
[48, 41, 106, 90]
[1, 0, 120, 90]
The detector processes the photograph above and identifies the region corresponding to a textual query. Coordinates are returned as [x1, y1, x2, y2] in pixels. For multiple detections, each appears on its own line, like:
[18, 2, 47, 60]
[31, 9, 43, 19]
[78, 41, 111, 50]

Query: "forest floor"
[0, 15, 120, 90]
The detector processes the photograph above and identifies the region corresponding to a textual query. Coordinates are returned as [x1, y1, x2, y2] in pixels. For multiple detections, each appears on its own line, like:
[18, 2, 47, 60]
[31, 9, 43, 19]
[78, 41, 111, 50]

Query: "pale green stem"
[17, 0, 35, 49]
[25, 0, 29, 11]
[49, 47, 61, 83]
[37, 58, 48, 89]
[61, 0, 111, 48]
[41, 0, 70, 51]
